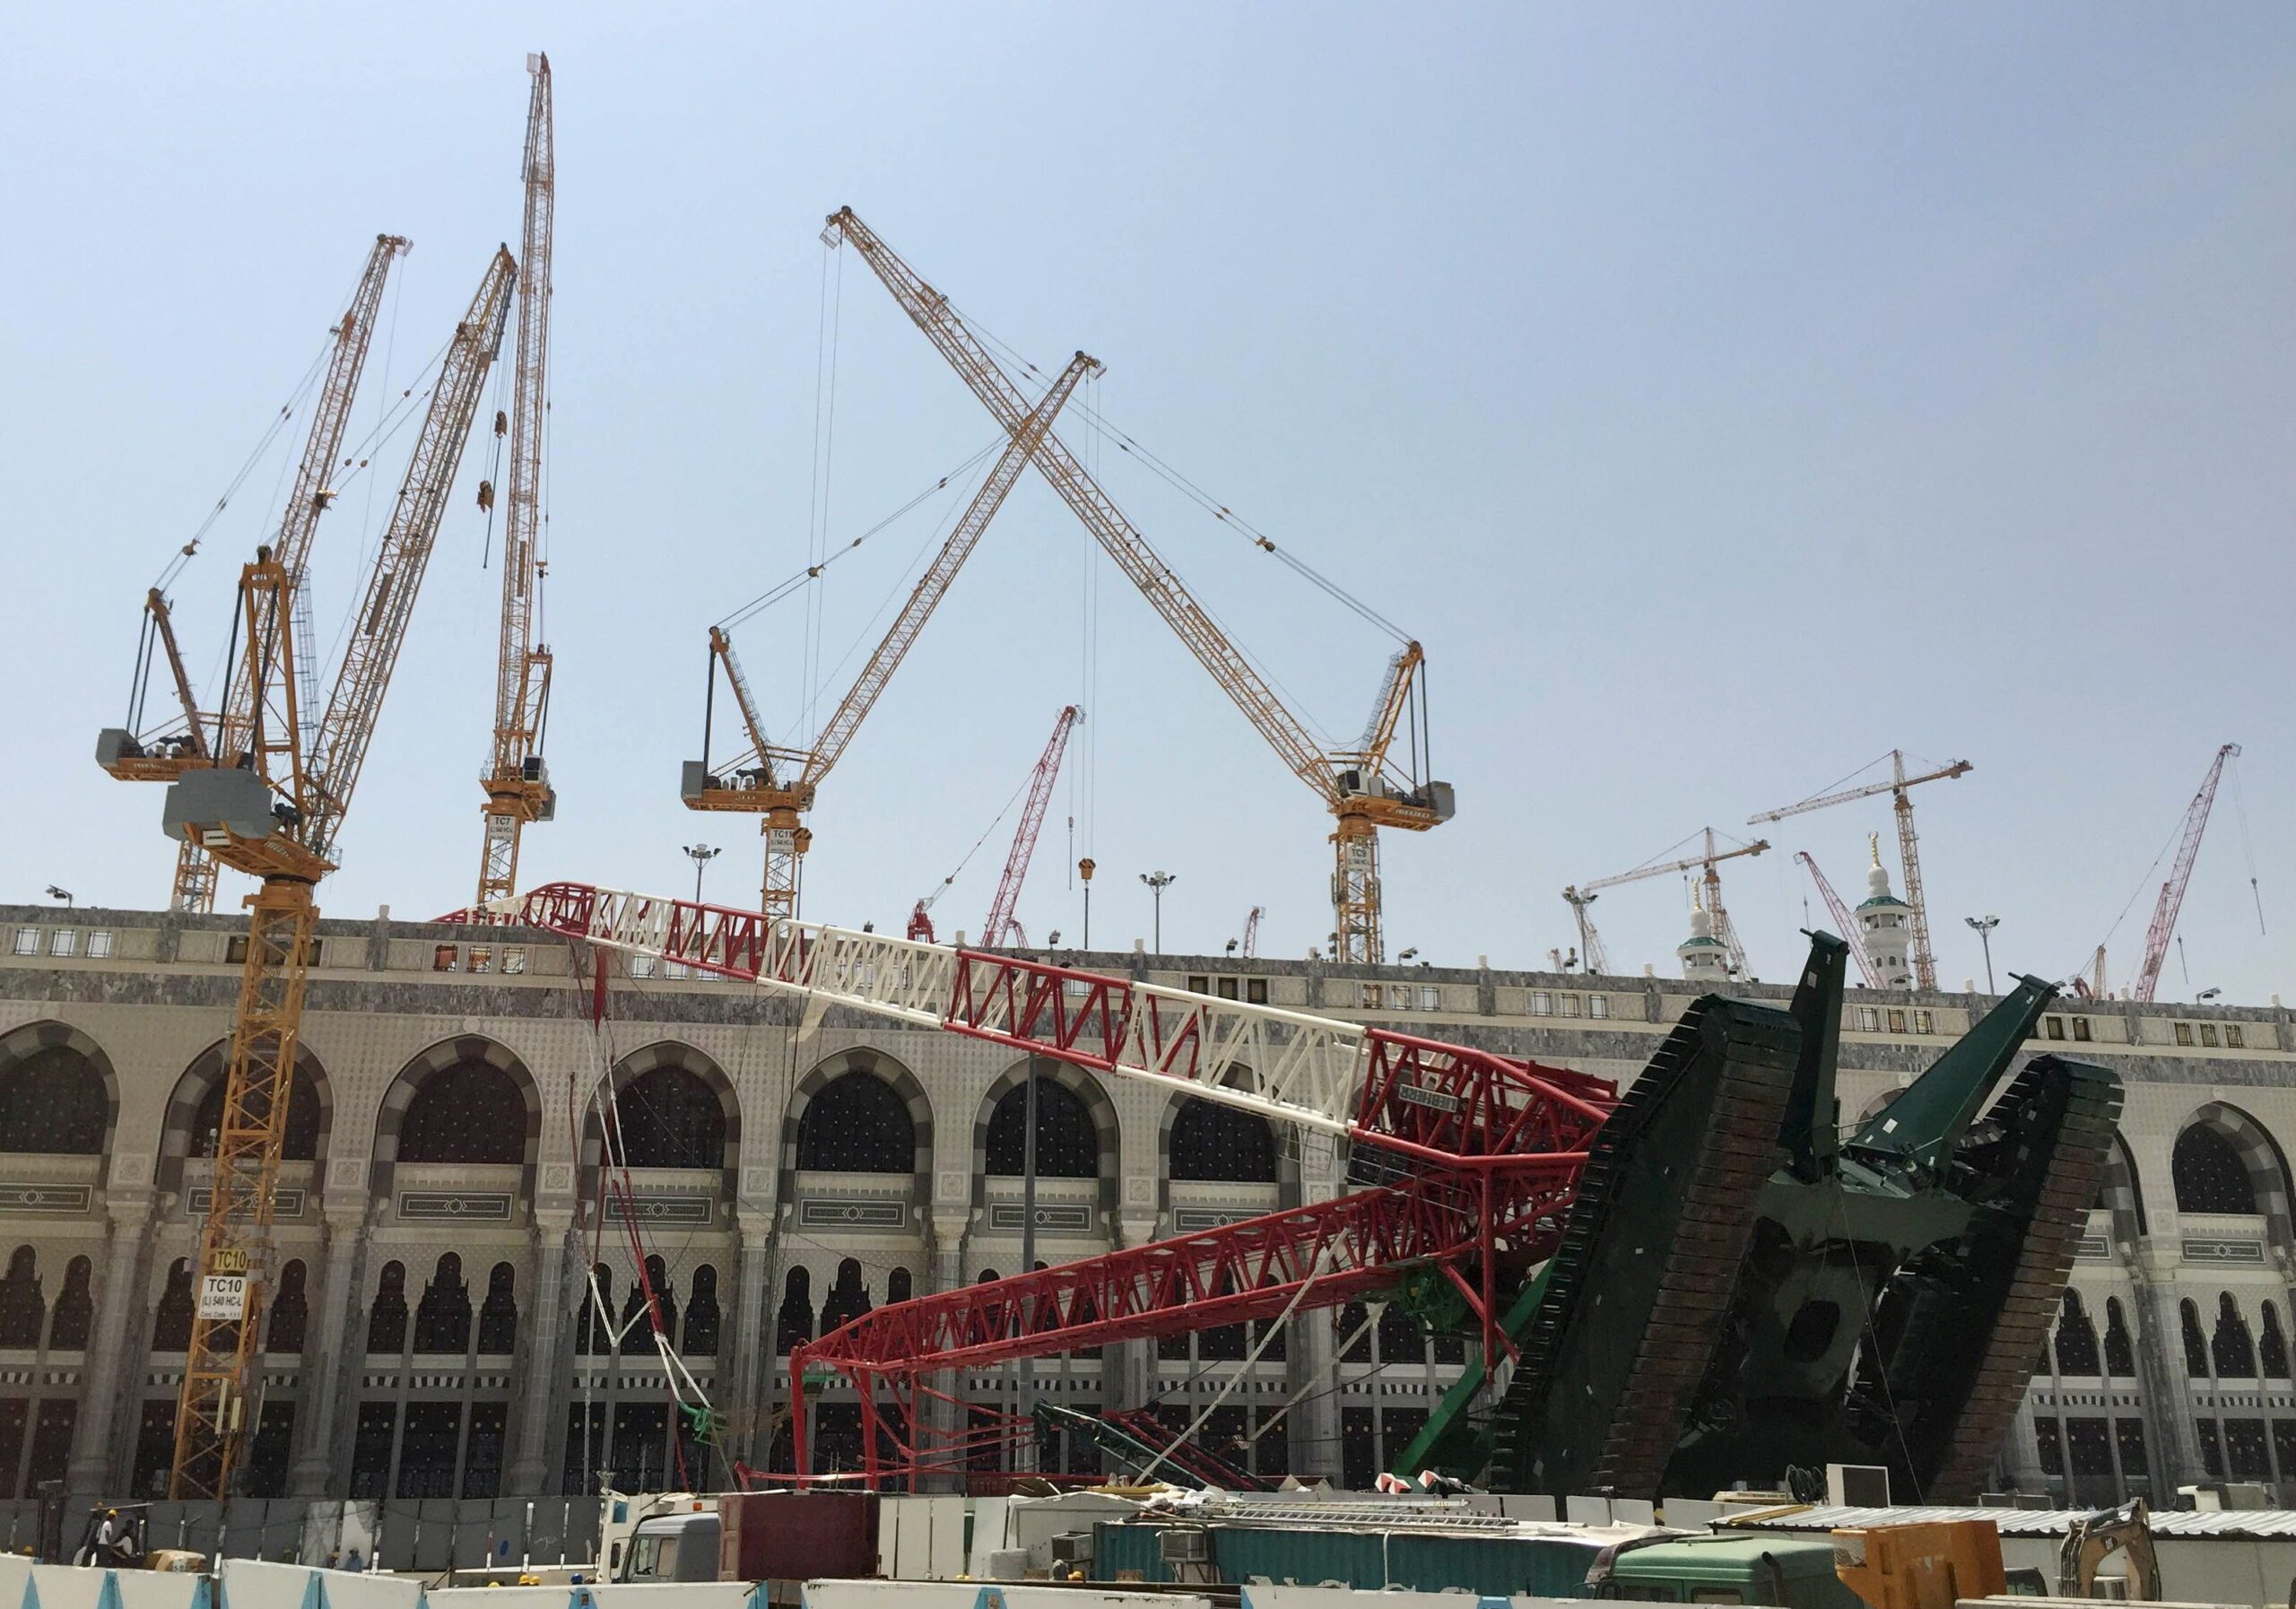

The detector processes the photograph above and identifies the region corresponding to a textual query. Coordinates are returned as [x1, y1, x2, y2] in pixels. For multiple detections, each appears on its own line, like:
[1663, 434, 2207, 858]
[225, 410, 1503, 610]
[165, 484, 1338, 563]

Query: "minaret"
[1857, 833, 1916, 987]
[1678, 887, 1731, 983]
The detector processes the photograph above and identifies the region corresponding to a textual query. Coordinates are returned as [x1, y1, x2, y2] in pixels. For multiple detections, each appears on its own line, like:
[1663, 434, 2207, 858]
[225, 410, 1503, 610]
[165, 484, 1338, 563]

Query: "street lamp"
[43, 887, 72, 909]
[683, 844, 721, 903]
[2198, 987, 2223, 1003]
[1963, 915, 1999, 996]
[1139, 872, 1176, 953]
[1399, 947, 1419, 962]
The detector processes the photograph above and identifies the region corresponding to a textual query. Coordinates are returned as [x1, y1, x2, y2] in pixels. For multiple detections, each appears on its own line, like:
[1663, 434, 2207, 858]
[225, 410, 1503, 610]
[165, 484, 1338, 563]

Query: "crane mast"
[823, 207, 1449, 965]
[981, 706, 1080, 946]
[97, 233, 410, 912]
[1562, 830, 1767, 979]
[1751, 751, 1970, 990]
[1796, 851, 1881, 988]
[683, 352, 1095, 918]
[1240, 905, 1263, 960]
[160, 248, 514, 1499]
[2132, 743, 2240, 1004]
[477, 53, 558, 905]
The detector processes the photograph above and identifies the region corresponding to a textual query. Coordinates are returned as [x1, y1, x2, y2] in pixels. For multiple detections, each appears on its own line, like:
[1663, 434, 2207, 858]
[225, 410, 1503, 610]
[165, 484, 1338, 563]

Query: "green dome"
[1857, 894, 1909, 910]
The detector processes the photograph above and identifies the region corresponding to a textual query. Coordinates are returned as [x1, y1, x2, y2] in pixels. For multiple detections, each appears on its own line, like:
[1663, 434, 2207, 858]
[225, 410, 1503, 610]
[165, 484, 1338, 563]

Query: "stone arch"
[583, 1041, 740, 1174]
[0, 1022, 117, 1157]
[157, 1039, 332, 1195]
[781, 1048, 933, 1201]
[2091, 1131, 2146, 1240]
[2172, 1102, 2292, 1230]
[975, 1059, 1118, 1184]
[372, 1036, 541, 1191]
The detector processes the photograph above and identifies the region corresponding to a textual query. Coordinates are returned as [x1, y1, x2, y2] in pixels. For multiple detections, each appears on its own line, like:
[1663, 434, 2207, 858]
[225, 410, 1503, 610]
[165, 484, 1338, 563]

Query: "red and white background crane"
[483, 878, 1617, 1484]
[1562, 829, 1768, 979]
[2131, 742, 2242, 1004]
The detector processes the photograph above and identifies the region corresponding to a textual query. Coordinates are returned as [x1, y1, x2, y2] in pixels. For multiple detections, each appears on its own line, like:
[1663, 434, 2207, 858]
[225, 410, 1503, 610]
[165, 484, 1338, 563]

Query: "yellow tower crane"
[822, 208, 1450, 965]
[99, 233, 412, 913]
[1750, 750, 1971, 991]
[683, 351, 1097, 918]
[475, 53, 559, 906]
[1561, 829, 1770, 978]
[152, 248, 515, 1498]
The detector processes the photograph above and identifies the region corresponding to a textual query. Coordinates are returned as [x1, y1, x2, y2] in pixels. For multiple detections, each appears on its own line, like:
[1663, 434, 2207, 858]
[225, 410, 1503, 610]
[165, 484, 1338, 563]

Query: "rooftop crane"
[2132, 743, 2241, 1004]
[1750, 751, 1970, 990]
[1561, 830, 1769, 979]
[476, 53, 559, 906]
[153, 248, 514, 1499]
[907, 706, 1083, 946]
[100, 233, 412, 914]
[684, 351, 1098, 918]
[2070, 944, 2108, 1002]
[822, 208, 1451, 966]
[1241, 905, 1264, 960]
[1795, 851, 1881, 988]
[980, 705, 1079, 947]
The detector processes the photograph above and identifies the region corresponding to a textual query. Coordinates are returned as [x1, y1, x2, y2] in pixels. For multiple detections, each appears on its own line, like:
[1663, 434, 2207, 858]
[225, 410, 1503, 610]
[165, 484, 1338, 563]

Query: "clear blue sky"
[3, 4, 2290, 1002]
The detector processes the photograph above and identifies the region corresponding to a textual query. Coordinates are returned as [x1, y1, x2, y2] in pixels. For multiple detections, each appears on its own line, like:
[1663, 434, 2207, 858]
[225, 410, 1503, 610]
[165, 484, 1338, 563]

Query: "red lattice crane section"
[2133, 743, 2241, 1004]
[489, 880, 1616, 1484]
[980, 706, 1078, 947]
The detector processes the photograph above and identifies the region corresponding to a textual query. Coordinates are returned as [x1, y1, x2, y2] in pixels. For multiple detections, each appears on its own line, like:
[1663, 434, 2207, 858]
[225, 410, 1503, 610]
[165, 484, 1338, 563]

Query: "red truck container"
[718, 1490, 880, 1585]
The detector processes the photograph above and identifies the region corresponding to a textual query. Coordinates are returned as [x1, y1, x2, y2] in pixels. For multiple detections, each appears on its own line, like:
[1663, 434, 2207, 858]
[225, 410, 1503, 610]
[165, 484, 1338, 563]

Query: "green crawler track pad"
[1486, 996, 1799, 1497]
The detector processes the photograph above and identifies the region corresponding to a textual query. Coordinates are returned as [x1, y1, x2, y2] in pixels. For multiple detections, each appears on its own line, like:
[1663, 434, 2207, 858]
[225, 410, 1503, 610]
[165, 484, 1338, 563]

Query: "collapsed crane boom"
[822, 208, 1450, 965]
[981, 706, 1079, 946]
[2133, 743, 2240, 1004]
[477, 53, 558, 905]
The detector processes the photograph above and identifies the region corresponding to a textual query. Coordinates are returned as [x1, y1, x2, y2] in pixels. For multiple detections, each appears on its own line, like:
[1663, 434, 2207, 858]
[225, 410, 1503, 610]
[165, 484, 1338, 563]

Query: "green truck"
[1587, 1534, 1864, 1607]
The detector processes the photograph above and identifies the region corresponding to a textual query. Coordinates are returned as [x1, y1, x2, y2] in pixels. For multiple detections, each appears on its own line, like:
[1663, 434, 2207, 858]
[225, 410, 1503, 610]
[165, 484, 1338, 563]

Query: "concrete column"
[726, 1213, 773, 1461]
[505, 1213, 576, 1494]
[1108, 1217, 1162, 1415]
[2133, 1273, 2201, 1492]
[290, 1202, 373, 1495]
[915, 1214, 969, 1492]
[67, 1197, 152, 1494]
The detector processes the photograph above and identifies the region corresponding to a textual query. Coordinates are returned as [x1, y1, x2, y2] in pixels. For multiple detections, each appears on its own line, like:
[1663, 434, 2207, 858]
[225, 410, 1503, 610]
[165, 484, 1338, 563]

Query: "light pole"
[1963, 915, 1999, 995]
[43, 887, 72, 909]
[683, 844, 721, 903]
[2198, 987, 2222, 1004]
[1139, 871, 1176, 953]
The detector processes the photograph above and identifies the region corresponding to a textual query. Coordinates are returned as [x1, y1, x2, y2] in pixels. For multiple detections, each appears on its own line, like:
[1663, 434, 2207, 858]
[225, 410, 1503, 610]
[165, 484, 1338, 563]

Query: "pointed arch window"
[683, 1265, 720, 1357]
[2263, 1301, 2291, 1379]
[48, 1257, 91, 1352]
[775, 1267, 813, 1356]
[367, 1262, 409, 1355]
[575, 1265, 613, 1355]
[0, 1248, 43, 1350]
[1170, 1098, 1276, 1183]
[2174, 1126, 2258, 1215]
[266, 1259, 308, 1355]
[0, 1049, 106, 1154]
[413, 1254, 473, 1354]
[477, 1263, 517, 1353]
[400, 1061, 526, 1164]
[2053, 1291, 2100, 1376]
[2213, 1292, 2258, 1378]
[153, 1260, 194, 1352]
[819, 1257, 873, 1335]
[2103, 1297, 2136, 1379]
[2180, 1298, 2210, 1378]
[604, 1065, 726, 1169]
[194, 1065, 321, 1161]
[986, 1078, 1097, 1178]
[798, 1074, 915, 1173]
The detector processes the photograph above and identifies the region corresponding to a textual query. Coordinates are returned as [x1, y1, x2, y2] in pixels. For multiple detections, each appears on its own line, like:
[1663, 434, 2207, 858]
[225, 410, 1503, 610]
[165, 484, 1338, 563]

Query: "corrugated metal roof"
[1728, 1503, 2296, 1541]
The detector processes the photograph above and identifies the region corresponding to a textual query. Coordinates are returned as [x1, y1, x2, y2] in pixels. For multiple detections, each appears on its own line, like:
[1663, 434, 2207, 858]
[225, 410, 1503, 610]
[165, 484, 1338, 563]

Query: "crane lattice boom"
[1751, 752, 1969, 990]
[477, 54, 558, 905]
[1796, 851, 1881, 988]
[981, 706, 1080, 947]
[822, 208, 1448, 965]
[159, 248, 515, 1500]
[684, 352, 1095, 919]
[2133, 743, 2240, 1004]
[1565, 831, 1766, 978]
